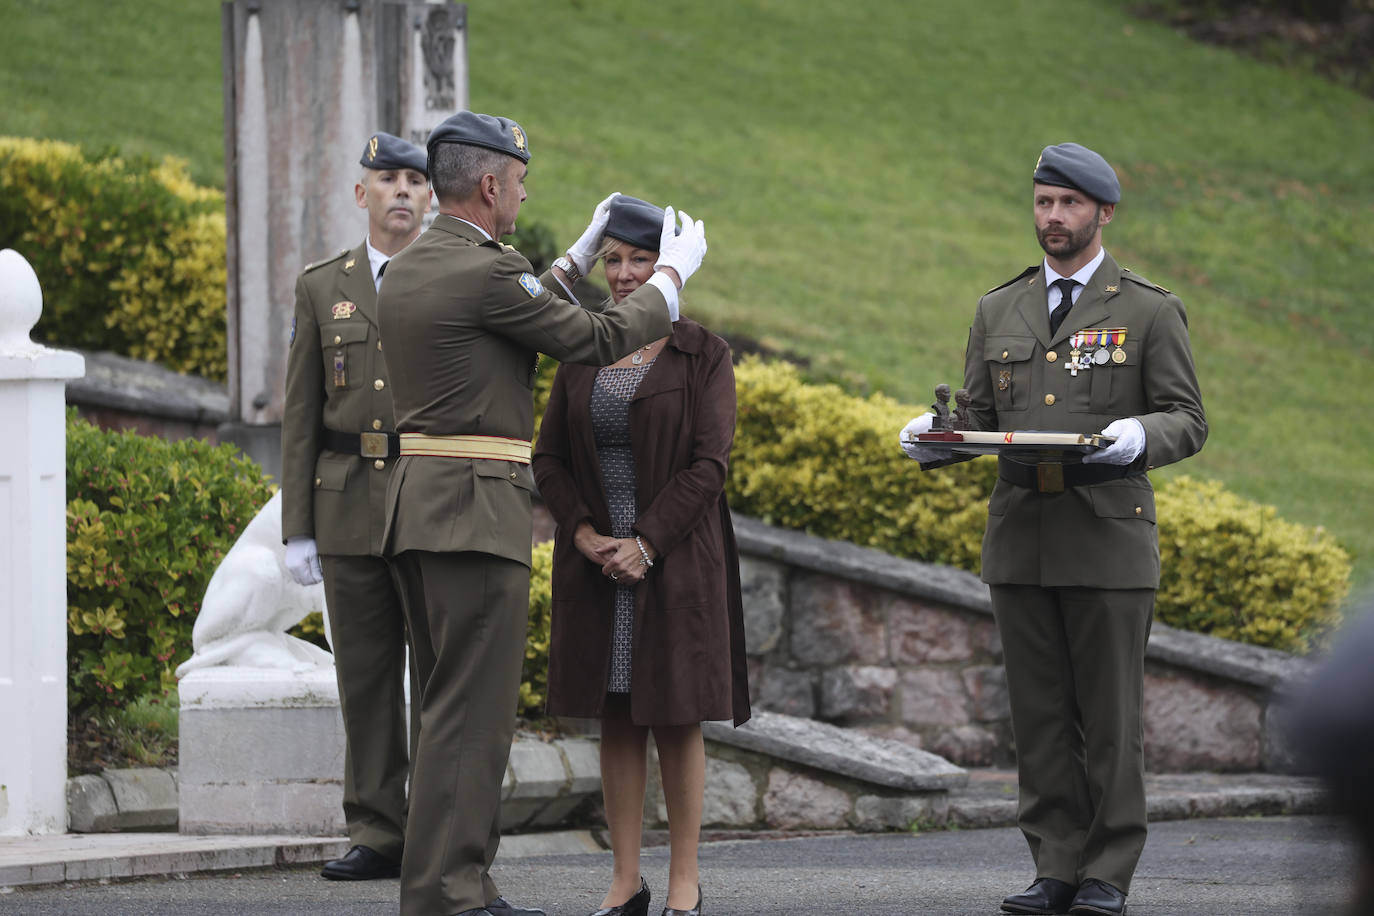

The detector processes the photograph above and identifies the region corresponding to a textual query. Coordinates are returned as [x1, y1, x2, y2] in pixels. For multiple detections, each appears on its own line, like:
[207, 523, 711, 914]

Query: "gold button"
[1046, 351, 1058, 363]
[372, 419, 383, 430]
[314, 477, 322, 487]
[374, 379, 385, 390]
[377, 341, 383, 351]
[1001, 349, 1009, 359]
[374, 459, 385, 470]
[1135, 506, 1142, 515]
[333, 335, 342, 345]
[1044, 394, 1056, 406]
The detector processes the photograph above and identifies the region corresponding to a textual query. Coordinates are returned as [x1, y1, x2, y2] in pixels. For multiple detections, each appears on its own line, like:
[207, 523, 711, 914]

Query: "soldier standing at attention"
[377, 111, 707, 916]
[900, 143, 1206, 916]
[281, 131, 430, 882]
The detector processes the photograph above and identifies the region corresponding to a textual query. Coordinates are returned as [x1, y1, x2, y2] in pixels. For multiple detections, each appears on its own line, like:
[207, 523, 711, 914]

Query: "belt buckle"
[1036, 462, 1064, 494]
[359, 432, 388, 459]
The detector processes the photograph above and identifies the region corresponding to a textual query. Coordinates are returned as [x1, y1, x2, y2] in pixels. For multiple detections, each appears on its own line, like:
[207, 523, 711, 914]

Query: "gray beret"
[1033, 142, 1120, 204]
[604, 196, 678, 251]
[360, 132, 428, 176]
[426, 111, 530, 169]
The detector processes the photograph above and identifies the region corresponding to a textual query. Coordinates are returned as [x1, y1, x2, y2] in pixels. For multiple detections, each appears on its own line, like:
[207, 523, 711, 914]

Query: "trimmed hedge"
[66, 412, 274, 714]
[0, 137, 228, 379]
[724, 358, 1351, 654]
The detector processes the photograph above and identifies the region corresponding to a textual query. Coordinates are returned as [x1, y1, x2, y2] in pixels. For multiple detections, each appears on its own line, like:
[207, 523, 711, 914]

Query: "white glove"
[899, 413, 942, 463]
[1082, 417, 1146, 466]
[285, 535, 323, 586]
[567, 192, 621, 275]
[654, 207, 707, 287]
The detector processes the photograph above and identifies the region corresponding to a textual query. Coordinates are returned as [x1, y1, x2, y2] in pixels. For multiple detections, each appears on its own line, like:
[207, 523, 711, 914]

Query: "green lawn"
[4, 0, 1371, 592]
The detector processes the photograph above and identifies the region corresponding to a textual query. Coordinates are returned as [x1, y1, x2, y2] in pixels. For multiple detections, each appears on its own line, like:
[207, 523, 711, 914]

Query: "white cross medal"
[1065, 330, 1091, 377]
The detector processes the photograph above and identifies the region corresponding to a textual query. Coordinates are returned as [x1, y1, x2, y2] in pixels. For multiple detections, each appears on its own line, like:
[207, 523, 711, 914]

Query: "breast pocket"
[985, 336, 1037, 414]
[1080, 339, 1140, 414]
[319, 322, 371, 391]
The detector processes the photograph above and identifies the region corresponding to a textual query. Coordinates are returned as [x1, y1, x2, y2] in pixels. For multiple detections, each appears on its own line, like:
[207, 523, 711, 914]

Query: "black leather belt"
[998, 456, 1142, 494]
[322, 428, 400, 459]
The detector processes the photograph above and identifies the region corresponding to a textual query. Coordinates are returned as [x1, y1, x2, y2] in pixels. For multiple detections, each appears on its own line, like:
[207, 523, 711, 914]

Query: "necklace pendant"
[631, 351, 644, 365]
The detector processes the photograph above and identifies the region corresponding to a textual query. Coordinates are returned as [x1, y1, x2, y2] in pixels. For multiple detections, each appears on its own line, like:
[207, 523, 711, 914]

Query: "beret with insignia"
[360, 131, 428, 176]
[604, 195, 680, 252]
[426, 111, 531, 172]
[1033, 142, 1121, 204]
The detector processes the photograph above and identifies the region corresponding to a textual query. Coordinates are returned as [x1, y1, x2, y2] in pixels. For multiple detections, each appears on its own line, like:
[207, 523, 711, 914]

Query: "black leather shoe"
[1068, 879, 1127, 915]
[486, 898, 547, 916]
[319, 845, 400, 881]
[661, 887, 702, 916]
[591, 877, 651, 916]
[1001, 877, 1077, 914]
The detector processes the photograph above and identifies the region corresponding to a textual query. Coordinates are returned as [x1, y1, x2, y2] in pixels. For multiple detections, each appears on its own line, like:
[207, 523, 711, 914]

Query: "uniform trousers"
[319, 553, 418, 862]
[990, 584, 1155, 894]
[389, 549, 530, 916]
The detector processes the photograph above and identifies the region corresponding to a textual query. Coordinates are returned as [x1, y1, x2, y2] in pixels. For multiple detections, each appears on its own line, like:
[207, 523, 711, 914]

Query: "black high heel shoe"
[590, 877, 650, 916]
[660, 887, 702, 916]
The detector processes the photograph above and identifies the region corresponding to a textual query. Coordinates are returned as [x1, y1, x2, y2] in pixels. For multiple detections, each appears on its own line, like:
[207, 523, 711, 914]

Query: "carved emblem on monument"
[421, 5, 459, 111]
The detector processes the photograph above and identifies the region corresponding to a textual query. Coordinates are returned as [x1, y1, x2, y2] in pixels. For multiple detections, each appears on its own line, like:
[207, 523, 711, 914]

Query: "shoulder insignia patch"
[290, 316, 297, 345]
[985, 265, 1038, 296]
[517, 272, 544, 298]
[304, 248, 350, 274]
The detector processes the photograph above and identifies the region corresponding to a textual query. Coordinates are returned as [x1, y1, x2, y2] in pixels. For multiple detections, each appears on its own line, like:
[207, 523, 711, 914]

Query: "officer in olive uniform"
[902, 143, 1206, 916]
[377, 111, 707, 916]
[281, 132, 431, 882]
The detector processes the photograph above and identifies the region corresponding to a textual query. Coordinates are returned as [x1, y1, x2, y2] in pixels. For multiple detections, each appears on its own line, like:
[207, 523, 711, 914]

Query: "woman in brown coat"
[533, 195, 749, 916]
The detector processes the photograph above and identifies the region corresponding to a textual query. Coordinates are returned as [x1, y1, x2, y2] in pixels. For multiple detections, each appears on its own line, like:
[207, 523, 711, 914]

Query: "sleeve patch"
[517, 272, 544, 298]
[290, 316, 297, 345]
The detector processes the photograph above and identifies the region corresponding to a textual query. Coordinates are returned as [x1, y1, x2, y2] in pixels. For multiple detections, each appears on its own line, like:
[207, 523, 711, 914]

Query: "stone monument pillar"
[218, 0, 468, 477]
[0, 249, 85, 835]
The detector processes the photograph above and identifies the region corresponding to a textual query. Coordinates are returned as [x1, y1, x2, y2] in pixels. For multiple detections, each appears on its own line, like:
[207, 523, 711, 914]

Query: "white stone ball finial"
[0, 248, 43, 353]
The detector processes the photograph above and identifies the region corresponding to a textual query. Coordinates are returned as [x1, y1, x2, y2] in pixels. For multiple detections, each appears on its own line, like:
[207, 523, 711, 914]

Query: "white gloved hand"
[567, 192, 621, 275]
[285, 535, 323, 586]
[899, 413, 942, 463]
[1082, 417, 1146, 465]
[654, 207, 707, 288]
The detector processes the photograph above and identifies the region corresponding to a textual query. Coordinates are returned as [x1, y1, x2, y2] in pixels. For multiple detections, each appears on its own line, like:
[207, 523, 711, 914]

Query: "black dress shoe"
[1001, 877, 1077, 914]
[661, 887, 702, 916]
[486, 898, 547, 916]
[319, 845, 400, 881]
[1068, 879, 1127, 915]
[591, 877, 651, 916]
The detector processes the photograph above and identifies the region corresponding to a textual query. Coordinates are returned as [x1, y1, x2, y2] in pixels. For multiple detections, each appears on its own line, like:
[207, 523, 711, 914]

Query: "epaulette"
[985, 265, 1038, 296]
[303, 248, 350, 273]
[1121, 268, 1170, 295]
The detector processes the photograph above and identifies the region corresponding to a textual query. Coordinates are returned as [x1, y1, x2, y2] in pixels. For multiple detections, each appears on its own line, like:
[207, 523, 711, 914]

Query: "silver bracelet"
[634, 535, 654, 568]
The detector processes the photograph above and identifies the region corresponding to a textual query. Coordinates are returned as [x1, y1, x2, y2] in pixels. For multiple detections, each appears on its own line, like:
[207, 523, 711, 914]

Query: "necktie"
[376, 260, 387, 291]
[1048, 278, 1077, 336]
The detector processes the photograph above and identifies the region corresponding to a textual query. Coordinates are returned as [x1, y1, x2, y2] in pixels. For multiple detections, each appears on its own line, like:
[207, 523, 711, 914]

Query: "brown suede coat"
[533, 318, 751, 727]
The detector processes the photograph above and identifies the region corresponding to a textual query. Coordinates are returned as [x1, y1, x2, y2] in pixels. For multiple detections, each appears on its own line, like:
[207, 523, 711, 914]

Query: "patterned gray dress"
[590, 359, 656, 692]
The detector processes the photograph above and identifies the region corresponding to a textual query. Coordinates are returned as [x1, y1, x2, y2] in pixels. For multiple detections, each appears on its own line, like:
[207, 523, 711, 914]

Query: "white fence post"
[0, 248, 84, 835]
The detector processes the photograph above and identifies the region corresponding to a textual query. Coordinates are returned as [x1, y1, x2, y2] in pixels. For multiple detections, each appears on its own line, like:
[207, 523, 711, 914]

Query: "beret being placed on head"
[1033, 142, 1120, 204]
[604, 195, 679, 252]
[360, 131, 428, 176]
[426, 111, 530, 165]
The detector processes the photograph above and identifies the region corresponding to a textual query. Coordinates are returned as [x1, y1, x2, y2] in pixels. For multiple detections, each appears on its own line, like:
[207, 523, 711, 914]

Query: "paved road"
[0, 816, 1354, 915]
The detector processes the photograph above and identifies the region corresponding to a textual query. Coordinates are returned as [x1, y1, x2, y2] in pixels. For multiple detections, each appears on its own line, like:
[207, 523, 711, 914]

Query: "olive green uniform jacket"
[958, 251, 1207, 586]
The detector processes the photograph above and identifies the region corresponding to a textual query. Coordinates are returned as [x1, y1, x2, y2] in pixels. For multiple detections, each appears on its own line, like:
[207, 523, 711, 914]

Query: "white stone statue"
[175, 490, 334, 676]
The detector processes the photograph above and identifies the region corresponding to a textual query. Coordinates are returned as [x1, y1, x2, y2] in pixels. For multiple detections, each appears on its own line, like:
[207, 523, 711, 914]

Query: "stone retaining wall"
[730, 515, 1312, 773]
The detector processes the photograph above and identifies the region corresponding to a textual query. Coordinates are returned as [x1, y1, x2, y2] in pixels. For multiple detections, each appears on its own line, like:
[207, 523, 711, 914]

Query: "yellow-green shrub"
[0, 137, 227, 379]
[1155, 477, 1350, 652]
[520, 541, 555, 716]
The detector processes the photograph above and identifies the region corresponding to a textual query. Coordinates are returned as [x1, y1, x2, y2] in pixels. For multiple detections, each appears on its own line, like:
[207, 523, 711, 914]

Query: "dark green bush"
[66, 412, 274, 714]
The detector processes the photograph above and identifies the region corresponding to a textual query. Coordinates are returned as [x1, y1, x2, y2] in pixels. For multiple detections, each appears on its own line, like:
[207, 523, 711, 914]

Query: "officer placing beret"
[377, 111, 707, 916]
[280, 130, 431, 882]
[901, 142, 1206, 916]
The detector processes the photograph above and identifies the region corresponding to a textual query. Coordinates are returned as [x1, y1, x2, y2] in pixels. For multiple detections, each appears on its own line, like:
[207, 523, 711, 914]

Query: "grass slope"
[3, 0, 1371, 589]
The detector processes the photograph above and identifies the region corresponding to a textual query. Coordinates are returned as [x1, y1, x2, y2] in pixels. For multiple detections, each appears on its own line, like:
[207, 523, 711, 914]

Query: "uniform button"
[1135, 506, 1142, 515]
[314, 477, 322, 487]
[1002, 349, 1009, 359]
[374, 459, 385, 470]
[374, 379, 385, 390]
[1044, 394, 1056, 406]
[333, 335, 341, 345]
[377, 341, 383, 351]
[372, 419, 383, 430]
[1046, 351, 1058, 363]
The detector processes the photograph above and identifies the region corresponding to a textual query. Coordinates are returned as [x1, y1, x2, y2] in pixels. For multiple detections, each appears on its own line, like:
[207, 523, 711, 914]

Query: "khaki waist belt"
[998, 456, 1142, 495]
[399, 432, 532, 464]
[323, 428, 399, 459]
